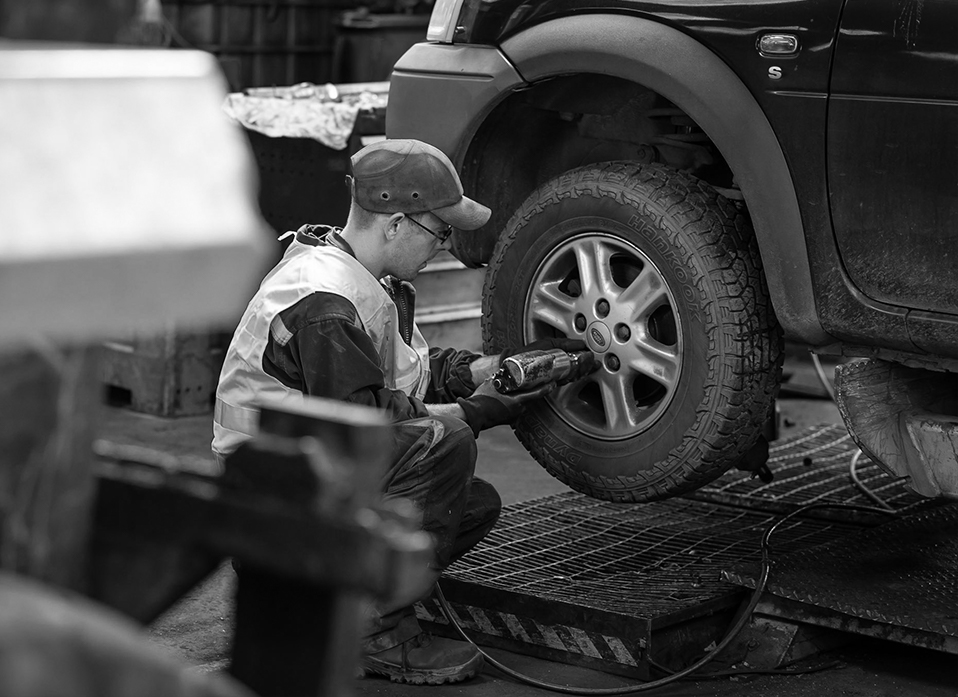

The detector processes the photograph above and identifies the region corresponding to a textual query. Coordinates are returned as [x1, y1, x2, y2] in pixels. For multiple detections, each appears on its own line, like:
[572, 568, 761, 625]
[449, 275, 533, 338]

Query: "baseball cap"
[350, 139, 491, 230]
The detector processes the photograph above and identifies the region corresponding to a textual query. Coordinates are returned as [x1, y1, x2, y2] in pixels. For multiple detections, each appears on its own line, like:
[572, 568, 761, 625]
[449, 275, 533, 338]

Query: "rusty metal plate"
[724, 503, 958, 650]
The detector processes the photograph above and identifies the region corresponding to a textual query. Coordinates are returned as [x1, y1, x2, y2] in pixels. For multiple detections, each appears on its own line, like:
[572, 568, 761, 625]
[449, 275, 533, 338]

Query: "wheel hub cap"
[587, 322, 611, 353]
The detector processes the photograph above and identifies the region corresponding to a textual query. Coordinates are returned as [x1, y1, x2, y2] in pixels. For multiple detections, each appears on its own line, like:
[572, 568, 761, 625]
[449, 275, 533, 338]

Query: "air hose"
[435, 501, 895, 695]
[810, 352, 837, 402]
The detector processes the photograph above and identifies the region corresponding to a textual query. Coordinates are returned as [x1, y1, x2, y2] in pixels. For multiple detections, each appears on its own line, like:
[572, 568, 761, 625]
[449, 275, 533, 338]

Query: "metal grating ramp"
[687, 424, 929, 522]
[417, 492, 861, 678]
[441, 495, 861, 616]
[417, 424, 952, 678]
[416, 425, 952, 676]
[724, 502, 958, 654]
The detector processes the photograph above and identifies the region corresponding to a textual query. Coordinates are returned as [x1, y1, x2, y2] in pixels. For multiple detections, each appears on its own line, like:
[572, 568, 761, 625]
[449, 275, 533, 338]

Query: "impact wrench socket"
[493, 348, 598, 394]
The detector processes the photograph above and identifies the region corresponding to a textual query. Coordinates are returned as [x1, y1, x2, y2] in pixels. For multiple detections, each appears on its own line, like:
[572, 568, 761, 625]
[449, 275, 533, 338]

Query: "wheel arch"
[479, 15, 829, 345]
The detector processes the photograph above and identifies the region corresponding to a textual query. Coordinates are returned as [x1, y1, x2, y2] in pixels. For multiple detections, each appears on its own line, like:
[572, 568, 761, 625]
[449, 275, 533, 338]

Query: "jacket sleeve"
[423, 347, 482, 403]
[262, 293, 429, 422]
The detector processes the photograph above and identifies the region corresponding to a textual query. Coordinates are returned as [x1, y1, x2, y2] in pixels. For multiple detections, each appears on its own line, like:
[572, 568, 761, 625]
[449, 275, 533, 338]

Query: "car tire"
[482, 162, 783, 502]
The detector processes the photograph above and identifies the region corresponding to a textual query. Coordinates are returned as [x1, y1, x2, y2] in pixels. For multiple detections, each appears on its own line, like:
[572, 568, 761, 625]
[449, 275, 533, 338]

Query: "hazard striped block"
[414, 595, 649, 679]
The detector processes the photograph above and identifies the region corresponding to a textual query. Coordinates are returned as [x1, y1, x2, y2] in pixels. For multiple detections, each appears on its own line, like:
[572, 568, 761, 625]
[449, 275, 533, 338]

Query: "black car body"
[386, 0, 958, 501]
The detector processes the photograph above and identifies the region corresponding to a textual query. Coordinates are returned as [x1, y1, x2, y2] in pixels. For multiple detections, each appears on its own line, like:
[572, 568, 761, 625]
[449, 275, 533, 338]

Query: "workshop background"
[0, 1, 955, 696]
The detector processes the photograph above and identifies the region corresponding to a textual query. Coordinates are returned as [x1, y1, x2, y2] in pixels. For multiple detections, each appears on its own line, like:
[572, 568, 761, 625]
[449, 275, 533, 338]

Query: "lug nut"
[615, 324, 631, 342]
[574, 314, 587, 331]
[596, 299, 610, 318]
[606, 354, 620, 371]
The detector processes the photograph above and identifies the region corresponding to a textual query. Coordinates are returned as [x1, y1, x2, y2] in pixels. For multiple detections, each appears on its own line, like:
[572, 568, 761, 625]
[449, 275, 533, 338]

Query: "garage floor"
[98, 354, 958, 697]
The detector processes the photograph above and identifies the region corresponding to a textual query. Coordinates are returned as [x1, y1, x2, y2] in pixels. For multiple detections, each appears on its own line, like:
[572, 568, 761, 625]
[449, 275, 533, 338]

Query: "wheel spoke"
[617, 265, 668, 321]
[626, 340, 679, 387]
[528, 280, 577, 336]
[598, 373, 637, 434]
[553, 381, 585, 412]
[572, 238, 615, 299]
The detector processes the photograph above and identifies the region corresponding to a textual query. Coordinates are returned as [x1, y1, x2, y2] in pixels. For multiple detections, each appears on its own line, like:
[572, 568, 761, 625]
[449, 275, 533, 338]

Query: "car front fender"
[500, 14, 830, 345]
[387, 43, 524, 156]
[387, 42, 526, 268]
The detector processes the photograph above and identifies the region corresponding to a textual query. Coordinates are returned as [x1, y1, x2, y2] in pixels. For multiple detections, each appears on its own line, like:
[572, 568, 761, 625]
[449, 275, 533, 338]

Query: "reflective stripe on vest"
[213, 398, 257, 436]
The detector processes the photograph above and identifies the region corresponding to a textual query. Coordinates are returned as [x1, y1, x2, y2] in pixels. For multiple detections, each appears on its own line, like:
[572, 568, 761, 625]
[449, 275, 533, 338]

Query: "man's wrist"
[426, 402, 467, 422]
[468, 355, 500, 387]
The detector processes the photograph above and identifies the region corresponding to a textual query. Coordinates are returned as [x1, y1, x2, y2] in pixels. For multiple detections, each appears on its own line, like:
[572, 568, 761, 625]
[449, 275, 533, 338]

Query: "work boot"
[361, 632, 483, 685]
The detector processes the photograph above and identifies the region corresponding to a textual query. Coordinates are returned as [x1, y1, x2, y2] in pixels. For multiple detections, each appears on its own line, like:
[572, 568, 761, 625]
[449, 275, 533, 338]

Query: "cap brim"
[432, 195, 491, 231]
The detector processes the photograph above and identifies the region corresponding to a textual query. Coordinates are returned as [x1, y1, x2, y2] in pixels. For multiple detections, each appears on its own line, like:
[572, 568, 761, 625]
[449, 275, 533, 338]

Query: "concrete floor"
[97, 355, 957, 697]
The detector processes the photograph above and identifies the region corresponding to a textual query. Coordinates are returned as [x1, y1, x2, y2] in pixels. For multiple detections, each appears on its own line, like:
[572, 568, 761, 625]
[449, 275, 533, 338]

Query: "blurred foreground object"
[0, 36, 430, 697]
[0, 571, 253, 697]
[90, 401, 434, 696]
[0, 35, 271, 587]
[0, 36, 273, 697]
[0, 41, 271, 347]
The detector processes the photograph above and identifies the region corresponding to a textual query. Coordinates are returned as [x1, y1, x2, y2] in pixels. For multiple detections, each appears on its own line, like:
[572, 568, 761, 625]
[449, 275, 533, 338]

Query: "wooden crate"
[100, 329, 228, 417]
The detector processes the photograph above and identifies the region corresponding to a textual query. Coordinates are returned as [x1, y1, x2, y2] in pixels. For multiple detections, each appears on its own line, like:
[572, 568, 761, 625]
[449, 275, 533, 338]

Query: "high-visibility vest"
[212, 234, 430, 457]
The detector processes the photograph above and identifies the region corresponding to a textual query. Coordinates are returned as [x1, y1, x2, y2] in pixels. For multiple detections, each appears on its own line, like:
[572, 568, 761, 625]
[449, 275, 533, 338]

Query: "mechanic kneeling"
[212, 138, 584, 685]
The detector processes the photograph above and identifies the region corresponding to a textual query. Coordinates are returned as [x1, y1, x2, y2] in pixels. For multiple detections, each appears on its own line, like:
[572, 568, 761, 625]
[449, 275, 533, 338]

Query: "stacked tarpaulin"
[223, 82, 389, 151]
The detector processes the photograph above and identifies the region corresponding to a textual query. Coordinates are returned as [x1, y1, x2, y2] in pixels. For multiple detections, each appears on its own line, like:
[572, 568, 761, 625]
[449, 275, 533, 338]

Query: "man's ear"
[383, 213, 405, 241]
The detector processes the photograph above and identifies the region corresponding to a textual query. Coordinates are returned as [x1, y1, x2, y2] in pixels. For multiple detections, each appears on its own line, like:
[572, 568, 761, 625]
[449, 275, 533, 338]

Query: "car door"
[827, 0, 958, 315]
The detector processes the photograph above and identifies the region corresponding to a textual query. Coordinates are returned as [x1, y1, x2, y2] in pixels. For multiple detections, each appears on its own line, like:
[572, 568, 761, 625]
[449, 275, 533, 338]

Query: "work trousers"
[362, 414, 501, 653]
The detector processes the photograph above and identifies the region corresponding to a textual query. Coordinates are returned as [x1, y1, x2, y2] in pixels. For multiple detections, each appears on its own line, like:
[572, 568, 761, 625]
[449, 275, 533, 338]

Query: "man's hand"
[456, 376, 554, 436]
[499, 338, 588, 365]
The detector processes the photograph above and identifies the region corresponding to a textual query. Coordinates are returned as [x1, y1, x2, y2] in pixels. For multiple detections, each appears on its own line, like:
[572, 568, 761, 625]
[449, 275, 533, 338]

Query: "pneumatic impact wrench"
[492, 348, 598, 394]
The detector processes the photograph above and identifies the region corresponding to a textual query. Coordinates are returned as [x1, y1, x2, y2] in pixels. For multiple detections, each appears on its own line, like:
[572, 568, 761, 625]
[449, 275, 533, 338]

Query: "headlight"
[426, 0, 464, 43]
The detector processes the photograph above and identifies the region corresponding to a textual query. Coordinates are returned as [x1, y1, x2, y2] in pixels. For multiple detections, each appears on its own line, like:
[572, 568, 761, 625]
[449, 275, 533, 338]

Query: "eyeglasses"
[406, 215, 454, 244]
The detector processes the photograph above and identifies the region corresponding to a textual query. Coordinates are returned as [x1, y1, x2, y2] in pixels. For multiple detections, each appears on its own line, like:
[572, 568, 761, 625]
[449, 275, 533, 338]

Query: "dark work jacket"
[261, 225, 480, 422]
